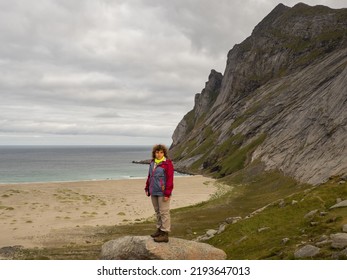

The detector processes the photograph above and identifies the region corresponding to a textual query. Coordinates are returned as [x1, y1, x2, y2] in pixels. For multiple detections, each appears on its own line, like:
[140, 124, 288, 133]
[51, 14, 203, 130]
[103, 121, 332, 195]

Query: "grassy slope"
[209, 174, 347, 259]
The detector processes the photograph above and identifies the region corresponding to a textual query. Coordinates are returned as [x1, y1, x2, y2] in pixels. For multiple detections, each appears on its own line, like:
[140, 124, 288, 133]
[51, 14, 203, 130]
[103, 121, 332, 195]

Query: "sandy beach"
[0, 175, 216, 248]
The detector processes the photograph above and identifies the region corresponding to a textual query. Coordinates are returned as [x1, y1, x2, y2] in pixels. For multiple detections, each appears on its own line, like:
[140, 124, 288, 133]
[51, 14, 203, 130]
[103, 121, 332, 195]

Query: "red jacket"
[145, 159, 174, 197]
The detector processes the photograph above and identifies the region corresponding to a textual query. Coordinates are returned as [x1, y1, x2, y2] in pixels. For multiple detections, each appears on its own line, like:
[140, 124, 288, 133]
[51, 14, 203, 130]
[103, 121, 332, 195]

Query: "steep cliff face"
[172, 69, 223, 148]
[170, 3, 347, 185]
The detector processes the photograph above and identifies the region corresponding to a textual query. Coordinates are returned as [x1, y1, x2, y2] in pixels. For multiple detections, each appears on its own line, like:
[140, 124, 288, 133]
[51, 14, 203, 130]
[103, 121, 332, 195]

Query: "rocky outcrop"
[330, 233, 347, 249]
[100, 236, 227, 260]
[304, 209, 319, 220]
[330, 200, 347, 209]
[170, 3, 347, 185]
[172, 69, 223, 149]
[194, 70, 223, 121]
[294, 245, 320, 258]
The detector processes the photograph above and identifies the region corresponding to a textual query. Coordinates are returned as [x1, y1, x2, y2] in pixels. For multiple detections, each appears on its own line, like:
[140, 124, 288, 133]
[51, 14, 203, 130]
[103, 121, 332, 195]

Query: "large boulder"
[330, 233, 347, 249]
[294, 245, 320, 259]
[100, 236, 226, 260]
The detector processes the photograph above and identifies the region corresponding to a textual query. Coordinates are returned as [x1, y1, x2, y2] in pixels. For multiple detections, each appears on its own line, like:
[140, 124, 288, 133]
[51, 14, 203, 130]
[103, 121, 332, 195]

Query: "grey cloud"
[0, 0, 345, 145]
[0, 118, 173, 138]
[95, 111, 122, 119]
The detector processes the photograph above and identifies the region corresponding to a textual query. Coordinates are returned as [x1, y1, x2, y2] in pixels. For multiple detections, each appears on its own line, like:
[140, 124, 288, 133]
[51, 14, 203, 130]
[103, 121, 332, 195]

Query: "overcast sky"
[0, 0, 345, 146]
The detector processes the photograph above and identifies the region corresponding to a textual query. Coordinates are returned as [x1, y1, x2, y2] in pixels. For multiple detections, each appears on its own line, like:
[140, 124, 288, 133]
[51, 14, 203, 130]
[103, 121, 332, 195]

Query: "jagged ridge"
[170, 3, 347, 185]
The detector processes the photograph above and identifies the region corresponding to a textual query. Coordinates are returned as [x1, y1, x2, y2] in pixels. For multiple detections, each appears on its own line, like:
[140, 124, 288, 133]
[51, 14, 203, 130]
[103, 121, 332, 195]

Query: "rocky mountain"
[170, 3, 347, 185]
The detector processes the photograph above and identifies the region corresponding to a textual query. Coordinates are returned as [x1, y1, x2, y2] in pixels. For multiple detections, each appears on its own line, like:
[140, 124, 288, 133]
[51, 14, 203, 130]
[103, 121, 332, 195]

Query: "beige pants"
[151, 196, 171, 232]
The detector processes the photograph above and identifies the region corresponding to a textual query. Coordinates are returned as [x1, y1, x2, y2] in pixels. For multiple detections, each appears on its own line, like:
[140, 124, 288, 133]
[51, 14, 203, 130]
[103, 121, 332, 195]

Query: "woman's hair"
[152, 144, 169, 159]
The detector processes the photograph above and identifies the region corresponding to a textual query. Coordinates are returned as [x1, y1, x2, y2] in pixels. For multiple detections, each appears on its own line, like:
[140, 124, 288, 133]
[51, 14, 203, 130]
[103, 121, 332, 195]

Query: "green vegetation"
[172, 125, 220, 173]
[196, 114, 207, 128]
[213, 134, 266, 177]
[281, 3, 333, 20]
[184, 110, 196, 133]
[171, 143, 187, 161]
[209, 176, 347, 259]
[185, 139, 198, 155]
[0, 206, 15, 210]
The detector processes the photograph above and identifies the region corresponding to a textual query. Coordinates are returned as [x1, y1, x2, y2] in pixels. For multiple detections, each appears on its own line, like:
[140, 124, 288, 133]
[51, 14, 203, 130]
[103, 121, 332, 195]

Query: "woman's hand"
[163, 196, 170, 202]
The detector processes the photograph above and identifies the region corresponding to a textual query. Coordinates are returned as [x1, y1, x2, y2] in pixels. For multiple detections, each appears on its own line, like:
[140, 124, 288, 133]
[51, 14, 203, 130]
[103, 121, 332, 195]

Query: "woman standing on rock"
[145, 144, 174, 243]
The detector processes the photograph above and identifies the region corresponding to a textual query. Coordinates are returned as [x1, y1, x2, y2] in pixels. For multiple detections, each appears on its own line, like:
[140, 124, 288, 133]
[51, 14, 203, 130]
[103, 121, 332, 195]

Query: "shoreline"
[0, 174, 192, 186]
[0, 175, 217, 248]
[0, 171, 192, 186]
[0, 177, 149, 186]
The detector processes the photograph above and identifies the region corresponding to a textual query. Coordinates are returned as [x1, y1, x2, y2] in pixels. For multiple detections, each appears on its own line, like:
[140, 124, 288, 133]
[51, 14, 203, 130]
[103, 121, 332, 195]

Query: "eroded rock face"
[171, 69, 223, 148]
[170, 3, 347, 184]
[100, 236, 227, 260]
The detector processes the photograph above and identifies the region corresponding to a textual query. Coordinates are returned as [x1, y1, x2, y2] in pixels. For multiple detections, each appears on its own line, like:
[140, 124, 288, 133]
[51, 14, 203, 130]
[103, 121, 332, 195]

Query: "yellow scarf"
[155, 156, 166, 165]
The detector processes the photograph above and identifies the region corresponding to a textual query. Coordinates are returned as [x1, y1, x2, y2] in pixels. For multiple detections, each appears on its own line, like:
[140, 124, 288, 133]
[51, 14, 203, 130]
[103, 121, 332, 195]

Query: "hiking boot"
[154, 231, 169, 243]
[150, 228, 163, 238]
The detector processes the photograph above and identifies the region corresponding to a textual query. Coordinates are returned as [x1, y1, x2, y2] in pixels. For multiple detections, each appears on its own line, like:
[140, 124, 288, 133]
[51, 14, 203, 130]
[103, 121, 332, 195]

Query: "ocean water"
[0, 145, 155, 183]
